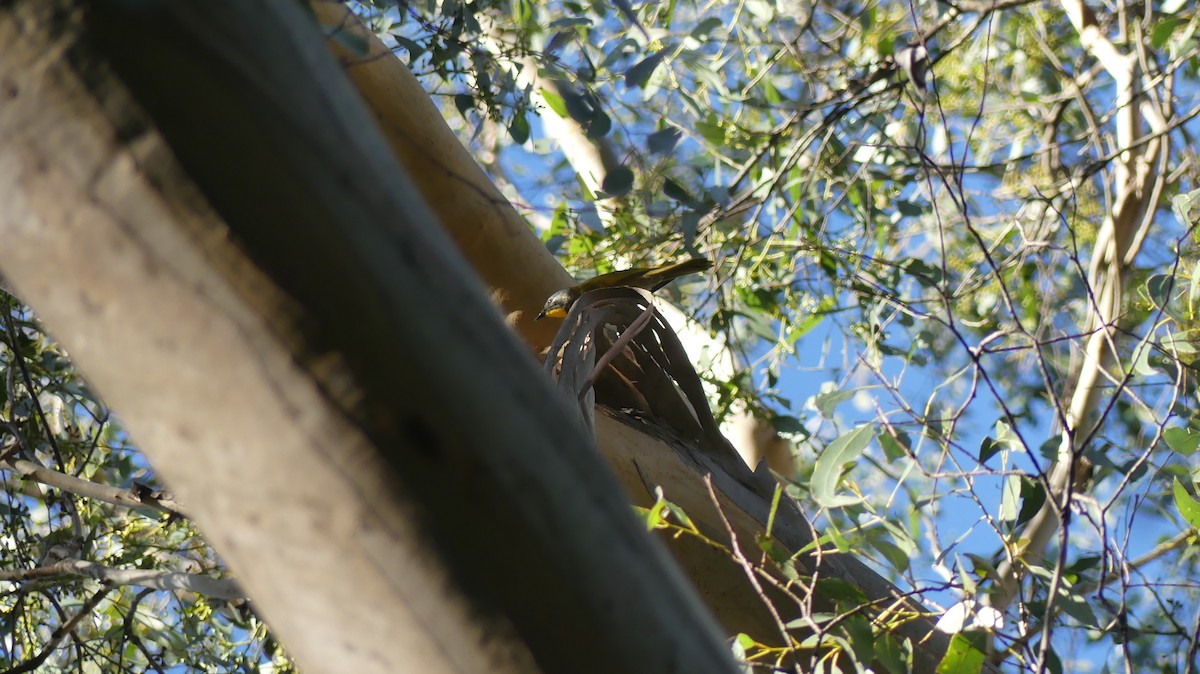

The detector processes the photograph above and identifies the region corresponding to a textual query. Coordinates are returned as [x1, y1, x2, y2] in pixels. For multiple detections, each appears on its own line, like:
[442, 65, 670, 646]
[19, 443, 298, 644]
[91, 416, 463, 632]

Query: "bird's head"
[535, 289, 574, 320]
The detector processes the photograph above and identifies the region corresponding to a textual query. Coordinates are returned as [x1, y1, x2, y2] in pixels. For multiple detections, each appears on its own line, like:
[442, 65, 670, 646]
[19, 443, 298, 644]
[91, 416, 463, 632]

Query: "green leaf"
[1165, 427, 1200, 455]
[1146, 274, 1177, 312]
[812, 424, 873, 508]
[585, 109, 612, 139]
[878, 32, 895, 56]
[695, 117, 726, 146]
[543, 30, 573, 55]
[562, 90, 596, 124]
[841, 614, 875, 666]
[1151, 17, 1183, 49]
[978, 436, 1001, 464]
[454, 94, 475, 116]
[870, 537, 911, 573]
[770, 415, 806, 435]
[601, 166, 634, 196]
[542, 202, 571, 238]
[508, 114, 530, 144]
[999, 474, 1021, 523]
[662, 178, 695, 204]
[1174, 188, 1200, 227]
[1041, 645, 1064, 674]
[680, 212, 701, 248]
[819, 248, 838, 277]
[648, 128, 682, 155]
[1065, 554, 1102, 576]
[1057, 589, 1098, 629]
[875, 633, 910, 674]
[691, 17, 724, 39]
[903, 257, 945, 287]
[1016, 478, 1046, 528]
[1191, 260, 1200, 307]
[1173, 478, 1200, 529]
[814, 577, 868, 605]
[392, 35, 424, 60]
[879, 431, 910, 462]
[936, 633, 986, 674]
[791, 297, 834, 340]
[1128, 330, 1160, 377]
[731, 632, 754, 659]
[761, 77, 782, 105]
[600, 37, 639, 70]
[814, 388, 856, 418]
[625, 51, 666, 89]
[540, 87, 568, 117]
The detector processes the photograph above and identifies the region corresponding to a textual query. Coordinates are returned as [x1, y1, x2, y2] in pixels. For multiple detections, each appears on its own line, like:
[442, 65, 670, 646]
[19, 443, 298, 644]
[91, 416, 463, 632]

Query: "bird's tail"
[644, 258, 712, 291]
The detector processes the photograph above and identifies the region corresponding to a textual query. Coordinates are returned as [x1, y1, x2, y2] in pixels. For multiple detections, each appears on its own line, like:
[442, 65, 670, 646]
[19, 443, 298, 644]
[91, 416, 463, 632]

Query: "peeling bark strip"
[0, 1, 738, 673]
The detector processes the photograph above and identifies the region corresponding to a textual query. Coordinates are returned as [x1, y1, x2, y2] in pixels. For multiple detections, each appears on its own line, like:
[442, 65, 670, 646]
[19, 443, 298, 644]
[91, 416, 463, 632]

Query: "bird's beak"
[536, 307, 568, 321]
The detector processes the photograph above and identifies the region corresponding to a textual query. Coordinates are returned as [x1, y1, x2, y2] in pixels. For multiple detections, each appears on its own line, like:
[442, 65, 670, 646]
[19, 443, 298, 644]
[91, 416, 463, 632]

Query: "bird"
[535, 258, 712, 320]
[896, 44, 929, 99]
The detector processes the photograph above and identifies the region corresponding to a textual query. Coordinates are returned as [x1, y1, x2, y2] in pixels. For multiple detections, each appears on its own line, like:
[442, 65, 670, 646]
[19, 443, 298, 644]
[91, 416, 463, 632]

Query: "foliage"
[0, 294, 287, 672]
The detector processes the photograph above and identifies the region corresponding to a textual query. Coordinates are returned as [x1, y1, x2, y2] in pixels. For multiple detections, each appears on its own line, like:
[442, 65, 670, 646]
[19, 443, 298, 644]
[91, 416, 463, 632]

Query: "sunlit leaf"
[540, 87, 568, 117]
[878, 431, 910, 462]
[625, 51, 666, 89]
[695, 117, 725, 146]
[1165, 427, 1200, 456]
[812, 424, 872, 508]
[1174, 478, 1200, 530]
[1151, 17, 1183, 49]
[979, 436, 1001, 464]
[814, 388, 856, 418]
[936, 633, 985, 674]
[998, 474, 1021, 523]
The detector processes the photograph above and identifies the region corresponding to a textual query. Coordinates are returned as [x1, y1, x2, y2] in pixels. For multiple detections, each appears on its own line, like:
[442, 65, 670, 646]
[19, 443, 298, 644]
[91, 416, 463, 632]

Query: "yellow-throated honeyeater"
[535, 258, 711, 320]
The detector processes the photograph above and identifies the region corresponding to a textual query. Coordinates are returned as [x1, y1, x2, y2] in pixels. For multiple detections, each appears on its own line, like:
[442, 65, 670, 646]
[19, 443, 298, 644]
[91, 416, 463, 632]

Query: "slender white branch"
[990, 0, 1166, 613]
[0, 558, 245, 600]
[1, 458, 185, 518]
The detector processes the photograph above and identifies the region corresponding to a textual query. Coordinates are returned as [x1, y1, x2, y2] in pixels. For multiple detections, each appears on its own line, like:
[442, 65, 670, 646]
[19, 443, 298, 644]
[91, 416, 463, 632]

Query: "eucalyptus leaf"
[625, 51, 666, 89]
[1173, 478, 1200, 530]
[1165, 427, 1200, 456]
[812, 424, 873, 508]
